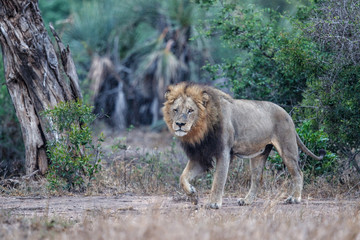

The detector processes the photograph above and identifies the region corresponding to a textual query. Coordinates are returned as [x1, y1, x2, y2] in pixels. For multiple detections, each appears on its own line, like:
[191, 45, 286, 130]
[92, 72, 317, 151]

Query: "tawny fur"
[163, 82, 225, 146]
[163, 82, 326, 209]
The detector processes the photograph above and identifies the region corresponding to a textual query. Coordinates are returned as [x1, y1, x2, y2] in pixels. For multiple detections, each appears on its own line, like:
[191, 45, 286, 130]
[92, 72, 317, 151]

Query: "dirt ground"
[1, 129, 360, 239]
[1, 194, 358, 219]
[2, 128, 358, 219]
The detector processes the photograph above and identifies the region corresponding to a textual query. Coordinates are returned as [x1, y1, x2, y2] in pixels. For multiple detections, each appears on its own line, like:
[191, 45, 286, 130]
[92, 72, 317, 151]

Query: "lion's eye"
[173, 108, 178, 113]
[188, 109, 194, 114]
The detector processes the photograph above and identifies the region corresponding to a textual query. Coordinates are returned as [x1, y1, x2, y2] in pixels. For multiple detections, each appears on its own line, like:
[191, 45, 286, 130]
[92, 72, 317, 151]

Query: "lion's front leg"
[208, 149, 230, 209]
[180, 160, 204, 205]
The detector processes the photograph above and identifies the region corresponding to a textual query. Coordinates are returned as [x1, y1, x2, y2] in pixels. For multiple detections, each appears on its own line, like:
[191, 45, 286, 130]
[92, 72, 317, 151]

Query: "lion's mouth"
[175, 130, 188, 137]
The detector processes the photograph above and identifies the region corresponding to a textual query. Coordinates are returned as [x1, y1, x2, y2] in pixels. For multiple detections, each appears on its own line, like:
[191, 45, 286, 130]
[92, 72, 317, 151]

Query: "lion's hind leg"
[180, 160, 204, 205]
[275, 141, 303, 204]
[283, 155, 303, 204]
[238, 145, 272, 206]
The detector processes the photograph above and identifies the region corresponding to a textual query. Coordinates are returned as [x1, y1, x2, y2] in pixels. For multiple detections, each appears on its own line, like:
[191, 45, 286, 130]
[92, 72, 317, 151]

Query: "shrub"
[299, 0, 360, 152]
[42, 100, 103, 191]
[204, 4, 323, 108]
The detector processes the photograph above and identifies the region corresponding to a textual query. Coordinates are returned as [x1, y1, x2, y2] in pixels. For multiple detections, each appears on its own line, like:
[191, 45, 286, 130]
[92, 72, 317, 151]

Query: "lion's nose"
[176, 122, 185, 128]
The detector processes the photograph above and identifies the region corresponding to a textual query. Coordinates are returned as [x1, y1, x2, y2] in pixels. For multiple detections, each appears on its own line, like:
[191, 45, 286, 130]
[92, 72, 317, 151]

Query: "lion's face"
[163, 82, 212, 145]
[169, 96, 199, 137]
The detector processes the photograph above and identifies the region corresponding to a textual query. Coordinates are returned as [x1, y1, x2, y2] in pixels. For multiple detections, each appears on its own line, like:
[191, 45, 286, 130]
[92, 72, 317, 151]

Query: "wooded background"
[0, 0, 359, 177]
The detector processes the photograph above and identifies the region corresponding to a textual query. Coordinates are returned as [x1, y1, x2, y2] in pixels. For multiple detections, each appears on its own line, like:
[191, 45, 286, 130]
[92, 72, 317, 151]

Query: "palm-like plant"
[136, 36, 187, 124]
[64, 0, 208, 129]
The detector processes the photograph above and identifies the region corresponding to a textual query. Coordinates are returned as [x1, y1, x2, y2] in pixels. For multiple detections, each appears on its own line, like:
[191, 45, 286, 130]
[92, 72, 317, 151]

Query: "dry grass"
[1, 199, 360, 240]
[1, 130, 360, 239]
[70, 207, 360, 240]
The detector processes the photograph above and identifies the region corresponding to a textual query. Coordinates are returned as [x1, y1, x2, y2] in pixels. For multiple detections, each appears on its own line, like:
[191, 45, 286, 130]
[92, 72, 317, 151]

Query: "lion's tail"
[296, 133, 326, 160]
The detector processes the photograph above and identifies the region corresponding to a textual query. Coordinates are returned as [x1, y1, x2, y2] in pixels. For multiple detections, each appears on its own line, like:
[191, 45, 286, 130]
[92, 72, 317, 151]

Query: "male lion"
[163, 82, 325, 209]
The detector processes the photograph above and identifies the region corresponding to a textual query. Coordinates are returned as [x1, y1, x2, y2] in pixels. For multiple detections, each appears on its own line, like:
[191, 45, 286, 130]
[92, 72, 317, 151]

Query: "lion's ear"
[202, 92, 210, 107]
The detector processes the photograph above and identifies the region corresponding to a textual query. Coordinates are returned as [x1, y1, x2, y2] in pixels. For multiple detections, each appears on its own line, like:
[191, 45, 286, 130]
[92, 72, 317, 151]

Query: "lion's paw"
[189, 185, 196, 194]
[187, 186, 199, 205]
[284, 196, 301, 204]
[205, 203, 221, 209]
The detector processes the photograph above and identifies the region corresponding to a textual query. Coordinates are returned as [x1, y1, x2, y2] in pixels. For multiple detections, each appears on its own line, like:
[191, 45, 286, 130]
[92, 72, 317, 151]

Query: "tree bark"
[0, 0, 81, 174]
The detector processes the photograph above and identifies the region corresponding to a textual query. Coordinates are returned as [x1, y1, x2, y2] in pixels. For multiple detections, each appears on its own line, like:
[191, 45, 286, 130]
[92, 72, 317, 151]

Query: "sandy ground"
[1, 128, 359, 220]
[1, 127, 359, 233]
[1, 194, 358, 219]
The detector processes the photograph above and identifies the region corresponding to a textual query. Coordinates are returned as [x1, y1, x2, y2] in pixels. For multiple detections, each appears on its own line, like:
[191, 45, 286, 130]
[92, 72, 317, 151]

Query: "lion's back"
[220, 98, 294, 143]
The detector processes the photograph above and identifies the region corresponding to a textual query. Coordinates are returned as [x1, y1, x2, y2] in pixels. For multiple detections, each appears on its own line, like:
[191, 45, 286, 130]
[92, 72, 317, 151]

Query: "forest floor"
[1, 194, 360, 240]
[0, 194, 358, 218]
[1, 128, 360, 239]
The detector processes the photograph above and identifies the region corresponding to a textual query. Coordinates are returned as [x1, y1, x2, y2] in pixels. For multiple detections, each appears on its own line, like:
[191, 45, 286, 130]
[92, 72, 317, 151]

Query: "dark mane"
[181, 121, 223, 171]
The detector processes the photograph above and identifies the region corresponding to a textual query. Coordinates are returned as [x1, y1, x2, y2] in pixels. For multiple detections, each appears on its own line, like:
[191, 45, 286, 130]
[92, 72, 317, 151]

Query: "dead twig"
[0, 170, 40, 187]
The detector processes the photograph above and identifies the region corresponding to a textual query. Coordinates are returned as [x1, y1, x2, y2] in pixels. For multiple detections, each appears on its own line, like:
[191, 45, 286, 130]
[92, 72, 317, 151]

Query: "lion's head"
[162, 82, 220, 145]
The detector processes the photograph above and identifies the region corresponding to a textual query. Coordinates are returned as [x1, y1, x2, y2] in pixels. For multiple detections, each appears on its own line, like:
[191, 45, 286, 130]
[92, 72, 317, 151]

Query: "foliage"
[60, 0, 211, 128]
[321, 69, 360, 150]
[42, 100, 103, 191]
[1, 0, 359, 181]
[299, 0, 360, 151]
[38, 0, 71, 27]
[301, 67, 360, 152]
[296, 121, 337, 177]
[204, 4, 323, 108]
[64, 0, 190, 65]
[203, 0, 360, 177]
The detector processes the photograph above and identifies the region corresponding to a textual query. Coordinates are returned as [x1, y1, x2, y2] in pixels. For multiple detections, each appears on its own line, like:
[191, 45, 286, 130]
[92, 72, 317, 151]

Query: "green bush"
[294, 0, 360, 153]
[204, 4, 323, 108]
[202, 2, 352, 180]
[301, 60, 360, 153]
[296, 121, 338, 178]
[42, 100, 103, 191]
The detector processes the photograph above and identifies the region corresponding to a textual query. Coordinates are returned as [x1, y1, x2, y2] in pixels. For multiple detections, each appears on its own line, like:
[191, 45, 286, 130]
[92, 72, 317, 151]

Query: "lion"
[162, 82, 326, 209]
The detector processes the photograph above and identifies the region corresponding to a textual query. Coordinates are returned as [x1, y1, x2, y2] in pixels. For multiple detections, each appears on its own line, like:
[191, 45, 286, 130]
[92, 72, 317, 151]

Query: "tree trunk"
[0, 0, 82, 175]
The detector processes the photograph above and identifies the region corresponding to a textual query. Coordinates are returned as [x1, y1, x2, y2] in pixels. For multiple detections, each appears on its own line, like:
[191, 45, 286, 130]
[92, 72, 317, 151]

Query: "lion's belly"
[231, 137, 271, 158]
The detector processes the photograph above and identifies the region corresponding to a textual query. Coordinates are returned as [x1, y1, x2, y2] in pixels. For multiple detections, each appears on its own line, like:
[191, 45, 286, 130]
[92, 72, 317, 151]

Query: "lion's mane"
[162, 82, 226, 171]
